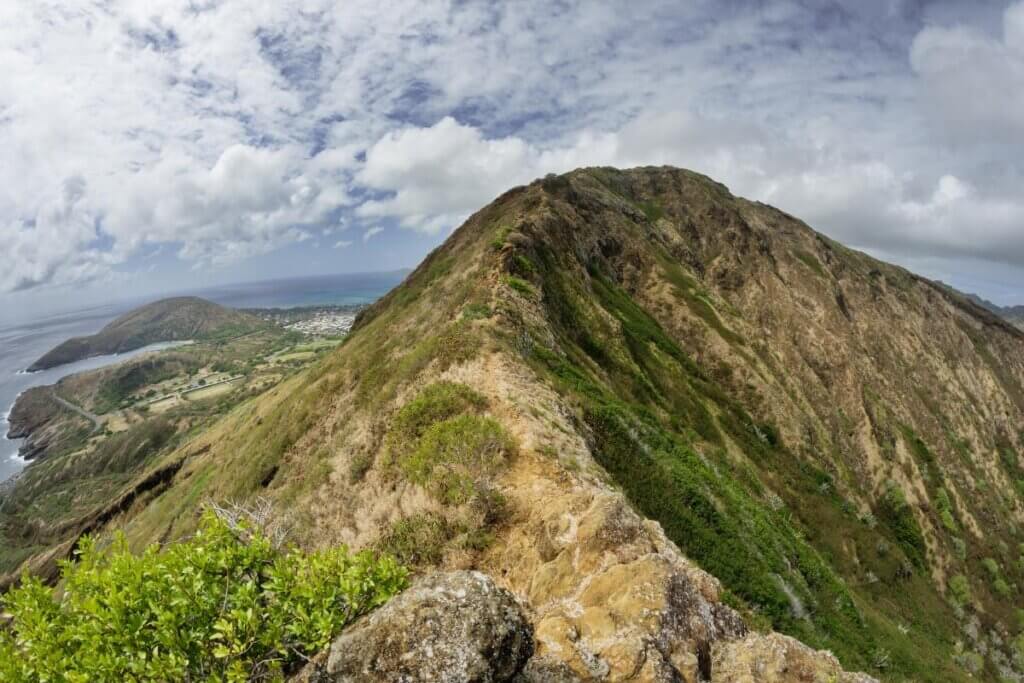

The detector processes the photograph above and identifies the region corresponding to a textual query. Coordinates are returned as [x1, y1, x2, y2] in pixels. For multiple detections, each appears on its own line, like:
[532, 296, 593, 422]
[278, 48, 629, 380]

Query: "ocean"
[0, 271, 407, 483]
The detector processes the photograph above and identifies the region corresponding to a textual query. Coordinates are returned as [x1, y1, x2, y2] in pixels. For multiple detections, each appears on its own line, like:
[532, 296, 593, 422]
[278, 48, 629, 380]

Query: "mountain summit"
[6, 167, 1024, 681]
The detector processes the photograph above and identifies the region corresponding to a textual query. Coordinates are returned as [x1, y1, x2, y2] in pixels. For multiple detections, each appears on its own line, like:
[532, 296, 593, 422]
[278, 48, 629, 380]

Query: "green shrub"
[387, 382, 487, 455]
[513, 254, 535, 274]
[376, 513, 456, 566]
[981, 557, 1000, 578]
[949, 574, 971, 606]
[0, 512, 407, 682]
[505, 276, 535, 296]
[462, 303, 493, 321]
[935, 488, 959, 533]
[400, 414, 515, 505]
[877, 483, 927, 569]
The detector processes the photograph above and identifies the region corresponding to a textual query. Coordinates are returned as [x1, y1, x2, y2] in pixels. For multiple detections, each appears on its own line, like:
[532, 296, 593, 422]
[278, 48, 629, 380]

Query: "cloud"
[334, 239, 354, 249]
[910, 1, 1024, 144]
[362, 227, 384, 243]
[357, 117, 537, 233]
[2, 0, 1024, 303]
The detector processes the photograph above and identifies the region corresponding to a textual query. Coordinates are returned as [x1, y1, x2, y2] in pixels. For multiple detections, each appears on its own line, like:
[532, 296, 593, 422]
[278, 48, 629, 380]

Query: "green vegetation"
[935, 488, 959, 533]
[388, 382, 514, 506]
[400, 414, 514, 505]
[876, 483, 927, 569]
[376, 512, 457, 566]
[376, 383, 515, 561]
[794, 249, 827, 278]
[387, 382, 487, 454]
[505, 276, 535, 297]
[0, 512, 406, 682]
[949, 574, 972, 607]
[638, 199, 665, 222]
[462, 303, 493, 320]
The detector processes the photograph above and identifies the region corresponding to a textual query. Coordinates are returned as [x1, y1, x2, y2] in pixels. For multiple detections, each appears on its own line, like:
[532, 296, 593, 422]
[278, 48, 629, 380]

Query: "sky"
[2, 0, 1024, 317]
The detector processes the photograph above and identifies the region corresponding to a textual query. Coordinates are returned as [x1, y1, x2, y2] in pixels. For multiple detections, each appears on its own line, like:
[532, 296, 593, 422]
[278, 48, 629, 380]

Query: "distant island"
[27, 297, 267, 372]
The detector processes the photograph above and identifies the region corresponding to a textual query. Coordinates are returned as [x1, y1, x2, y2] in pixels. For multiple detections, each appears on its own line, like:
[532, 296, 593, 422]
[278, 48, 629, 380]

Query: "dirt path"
[52, 394, 102, 432]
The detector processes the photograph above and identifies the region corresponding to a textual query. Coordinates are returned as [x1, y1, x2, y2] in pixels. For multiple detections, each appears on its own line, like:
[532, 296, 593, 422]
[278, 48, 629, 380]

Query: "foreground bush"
[0, 512, 407, 682]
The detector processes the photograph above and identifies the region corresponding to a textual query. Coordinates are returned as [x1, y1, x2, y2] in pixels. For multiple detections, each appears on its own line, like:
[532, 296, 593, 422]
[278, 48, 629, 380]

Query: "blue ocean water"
[0, 271, 407, 483]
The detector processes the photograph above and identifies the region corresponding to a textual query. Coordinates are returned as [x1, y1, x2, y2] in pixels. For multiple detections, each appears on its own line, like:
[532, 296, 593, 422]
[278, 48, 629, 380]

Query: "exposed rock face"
[5, 386, 88, 461]
[324, 571, 533, 682]
[485, 454, 747, 681]
[712, 634, 878, 683]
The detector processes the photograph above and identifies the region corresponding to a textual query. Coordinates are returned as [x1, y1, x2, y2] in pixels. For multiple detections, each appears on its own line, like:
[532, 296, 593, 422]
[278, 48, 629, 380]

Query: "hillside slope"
[8, 167, 1024, 681]
[27, 297, 266, 371]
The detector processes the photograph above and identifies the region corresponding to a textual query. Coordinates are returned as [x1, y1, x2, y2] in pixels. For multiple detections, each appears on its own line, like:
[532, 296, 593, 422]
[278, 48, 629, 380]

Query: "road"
[52, 394, 103, 432]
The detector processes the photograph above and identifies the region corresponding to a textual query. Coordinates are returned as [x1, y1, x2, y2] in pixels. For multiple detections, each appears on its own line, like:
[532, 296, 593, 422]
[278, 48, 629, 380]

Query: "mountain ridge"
[5, 166, 1024, 681]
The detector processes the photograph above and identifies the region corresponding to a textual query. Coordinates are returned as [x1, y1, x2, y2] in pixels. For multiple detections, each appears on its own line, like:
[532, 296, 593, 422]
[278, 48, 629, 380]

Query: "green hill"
[27, 297, 267, 371]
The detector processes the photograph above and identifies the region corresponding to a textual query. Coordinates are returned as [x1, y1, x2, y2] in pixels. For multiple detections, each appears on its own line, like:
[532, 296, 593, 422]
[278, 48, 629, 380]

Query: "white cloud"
[910, 2, 1024, 143]
[362, 227, 384, 243]
[2, 0, 1024, 302]
[357, 117, 538, 233]
[334, 239, 353, 249]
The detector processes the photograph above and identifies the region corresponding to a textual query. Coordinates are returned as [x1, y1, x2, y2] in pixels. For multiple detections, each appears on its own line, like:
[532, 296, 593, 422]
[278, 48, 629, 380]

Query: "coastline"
[2, 401, 26, 465]
[24, 339, 194, 375]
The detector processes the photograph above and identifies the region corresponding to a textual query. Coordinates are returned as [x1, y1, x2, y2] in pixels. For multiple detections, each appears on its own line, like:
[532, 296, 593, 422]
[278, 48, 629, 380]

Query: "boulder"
[712, 633, 879, 683]
[324, 570, 533, 682]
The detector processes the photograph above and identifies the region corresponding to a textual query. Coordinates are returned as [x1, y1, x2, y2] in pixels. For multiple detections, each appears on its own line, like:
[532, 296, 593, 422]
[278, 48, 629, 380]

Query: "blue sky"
[3, 0, 1024, 316]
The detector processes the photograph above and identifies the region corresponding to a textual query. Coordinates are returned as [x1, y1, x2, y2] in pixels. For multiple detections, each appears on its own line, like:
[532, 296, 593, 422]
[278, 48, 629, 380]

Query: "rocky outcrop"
[6, 386, 68, 460]
[322, 571, 533, 682]
[712, 634, 878, 683]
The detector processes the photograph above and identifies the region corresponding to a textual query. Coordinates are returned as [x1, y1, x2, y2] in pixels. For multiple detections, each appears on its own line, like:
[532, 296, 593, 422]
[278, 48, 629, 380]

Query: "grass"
[794, 249, 827, 278]
[505, 276, 535, 297]
[386, 381, 487, 457]
[376, 513, 456, 566]
[876, 483, 927, 570]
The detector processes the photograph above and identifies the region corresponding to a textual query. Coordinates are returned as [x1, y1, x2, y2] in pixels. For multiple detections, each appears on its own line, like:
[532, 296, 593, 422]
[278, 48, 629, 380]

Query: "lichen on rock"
[322, 570, 533, 682]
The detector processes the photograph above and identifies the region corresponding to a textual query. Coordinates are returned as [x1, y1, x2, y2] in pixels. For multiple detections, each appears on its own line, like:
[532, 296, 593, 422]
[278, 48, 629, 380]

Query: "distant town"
[243, 304, 365, 337]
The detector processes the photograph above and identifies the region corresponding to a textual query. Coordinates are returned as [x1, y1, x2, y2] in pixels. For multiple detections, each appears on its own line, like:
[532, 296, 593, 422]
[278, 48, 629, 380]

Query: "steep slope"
[958, 290, 1024, 331]
[9, 167, 1024, 681]
[27, 297, 266, 371]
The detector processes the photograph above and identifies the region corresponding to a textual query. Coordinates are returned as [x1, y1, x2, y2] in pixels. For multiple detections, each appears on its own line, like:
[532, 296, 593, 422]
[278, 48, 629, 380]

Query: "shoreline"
[1, 401, 26, 466]
[23, 339, 195, 375]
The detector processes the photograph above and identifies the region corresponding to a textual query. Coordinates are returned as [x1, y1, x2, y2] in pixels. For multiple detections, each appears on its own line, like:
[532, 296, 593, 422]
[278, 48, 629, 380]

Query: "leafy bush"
[0, 512, 407, 682]
[982, 557, 1000, 579]
[400, 414, 515, 504]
